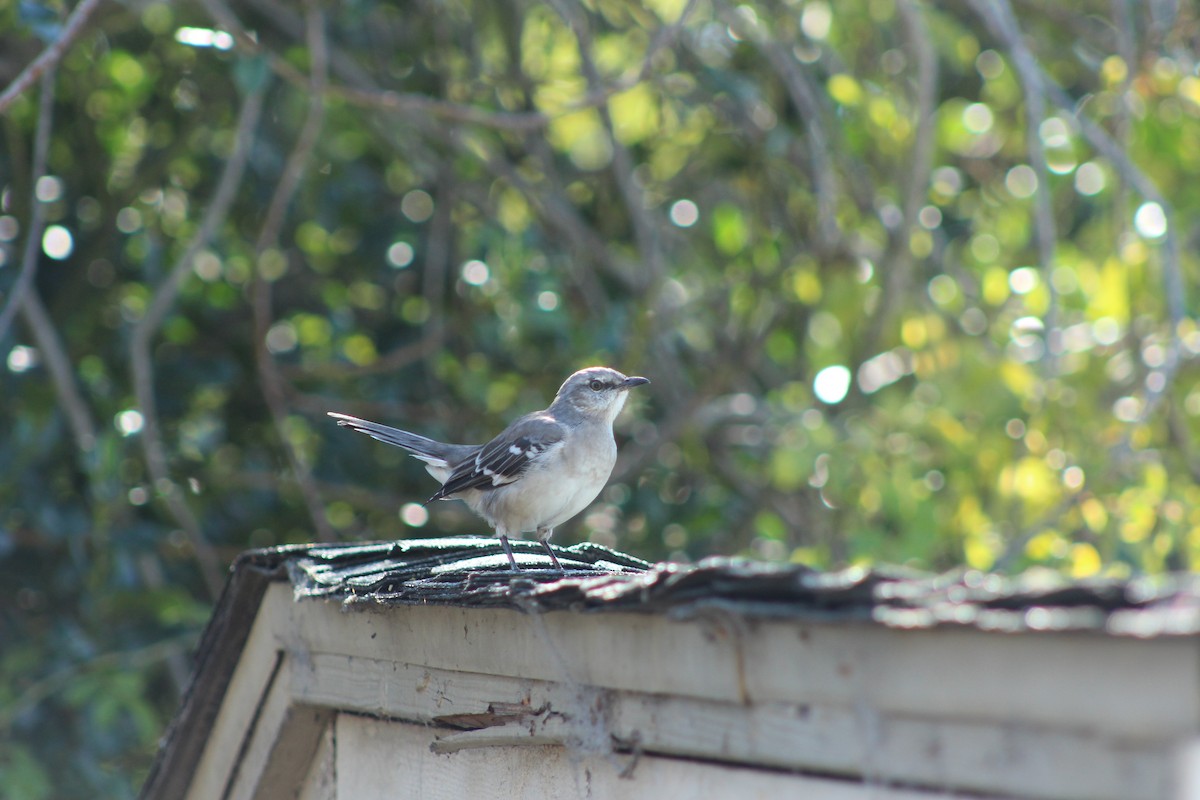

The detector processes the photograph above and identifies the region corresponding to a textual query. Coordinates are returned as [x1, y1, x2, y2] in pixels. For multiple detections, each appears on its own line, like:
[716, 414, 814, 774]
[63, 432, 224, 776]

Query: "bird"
[328, 366, 650, 572]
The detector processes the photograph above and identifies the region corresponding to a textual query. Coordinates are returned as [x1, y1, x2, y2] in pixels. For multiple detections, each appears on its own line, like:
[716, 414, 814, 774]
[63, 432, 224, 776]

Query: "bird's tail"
[327, 412, 460, 467]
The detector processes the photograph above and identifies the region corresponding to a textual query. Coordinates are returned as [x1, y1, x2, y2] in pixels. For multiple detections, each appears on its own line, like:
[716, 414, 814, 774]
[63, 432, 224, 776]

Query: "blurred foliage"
[3, 0, 1200, 795]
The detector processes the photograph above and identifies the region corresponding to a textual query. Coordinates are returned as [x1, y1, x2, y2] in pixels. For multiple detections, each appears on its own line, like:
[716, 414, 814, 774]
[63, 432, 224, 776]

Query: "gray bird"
[328, 366, 650, 571]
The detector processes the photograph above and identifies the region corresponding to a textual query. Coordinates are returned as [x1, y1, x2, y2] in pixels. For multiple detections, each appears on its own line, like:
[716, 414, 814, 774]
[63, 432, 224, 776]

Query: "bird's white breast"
[475, 424, 616, 535]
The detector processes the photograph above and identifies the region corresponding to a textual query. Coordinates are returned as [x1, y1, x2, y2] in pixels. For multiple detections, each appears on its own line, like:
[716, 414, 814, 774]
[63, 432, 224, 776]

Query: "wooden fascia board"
[139, 558, 286, 800]
[263, 584, 1200, 737]
[223, 653, 332, 800]
[165, 581, 1200, 800]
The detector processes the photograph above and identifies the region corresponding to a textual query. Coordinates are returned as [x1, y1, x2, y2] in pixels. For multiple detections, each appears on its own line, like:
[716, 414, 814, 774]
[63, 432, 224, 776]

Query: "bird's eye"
[589, 379, 605, 392]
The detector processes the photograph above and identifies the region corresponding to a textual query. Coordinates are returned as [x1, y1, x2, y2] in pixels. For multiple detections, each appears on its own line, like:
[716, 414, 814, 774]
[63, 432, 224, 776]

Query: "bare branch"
[967, 0, 1060, 373]
[1108, 0, 1136, 245]
[329, 7, 706, 132]
[563, 0, 701, 112]
[245, 0, 381, 89]
[550, 0, 662, 284]
[331, 85, 549, 130]
[862, 0, 939, 354]
[0, 0, 106, 115]
[1099, 0, 1183, 431]
[972, 0, 1185, 428]
[205, 0, 699, 134]
[20, 290, 97, 453]
[3, 53, 97, 459]
[417, 169, 454, 362]
[0, 631, 196, 733]
[129, 83, 267, 600]
[252, 0, 336, 542]
[282, 333, 443, 381]
[1047, 78, 1186, 324]
[202, 0, 547, 131]
[468, 136, 628, 299]
[0, 67, 55, 342]
[715, 0, 842, 251]
[1167, 401, 1200, 485]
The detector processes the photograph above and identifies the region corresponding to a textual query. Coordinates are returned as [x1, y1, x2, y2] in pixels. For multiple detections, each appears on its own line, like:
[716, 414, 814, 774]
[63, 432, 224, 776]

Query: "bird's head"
[553, 366, 650, 424]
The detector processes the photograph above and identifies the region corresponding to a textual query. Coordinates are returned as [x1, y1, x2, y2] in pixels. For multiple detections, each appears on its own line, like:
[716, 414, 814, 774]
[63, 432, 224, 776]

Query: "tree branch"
[552, 0, 663, 285]
[973, 0, 1185, 428]
[129, 83, 267, 599]
[862, 0, 940, 355]
[716, 0, 842, 251]
[0, 67, 55, 343]
[0, 631, 196, 733]
[20, 289, 97, 453]
[967, 0, 1060, 374]
[251, 0, 335, 542]
[282, 332, 443, 381]
[0, 0, 106, 115]
[204, 0, 698, 133]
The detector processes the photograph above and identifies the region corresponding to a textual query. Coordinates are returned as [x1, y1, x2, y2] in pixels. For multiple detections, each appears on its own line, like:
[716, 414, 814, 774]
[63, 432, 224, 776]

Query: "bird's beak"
[620, 376, 650, 390]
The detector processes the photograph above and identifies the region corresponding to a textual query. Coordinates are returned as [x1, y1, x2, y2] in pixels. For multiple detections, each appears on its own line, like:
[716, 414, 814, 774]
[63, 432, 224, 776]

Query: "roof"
[289, 536, 1200, 637]
[140, 536, 1200, 799]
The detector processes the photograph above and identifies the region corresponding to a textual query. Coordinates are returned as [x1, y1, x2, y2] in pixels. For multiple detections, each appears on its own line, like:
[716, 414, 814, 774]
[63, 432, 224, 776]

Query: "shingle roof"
[289, 536, 1200, 637]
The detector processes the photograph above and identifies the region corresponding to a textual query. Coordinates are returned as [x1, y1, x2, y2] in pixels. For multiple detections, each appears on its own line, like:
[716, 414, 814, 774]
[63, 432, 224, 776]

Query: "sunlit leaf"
[711, 204, 748, 256]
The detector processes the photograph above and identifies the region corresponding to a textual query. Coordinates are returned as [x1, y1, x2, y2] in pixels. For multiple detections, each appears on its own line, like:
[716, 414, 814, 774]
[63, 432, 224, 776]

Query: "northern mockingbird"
[328, 366, 649, 572]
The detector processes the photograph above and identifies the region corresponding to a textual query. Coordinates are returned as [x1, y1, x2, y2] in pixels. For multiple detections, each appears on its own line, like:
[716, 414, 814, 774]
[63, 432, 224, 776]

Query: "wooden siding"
[186, 583, 1199, 799]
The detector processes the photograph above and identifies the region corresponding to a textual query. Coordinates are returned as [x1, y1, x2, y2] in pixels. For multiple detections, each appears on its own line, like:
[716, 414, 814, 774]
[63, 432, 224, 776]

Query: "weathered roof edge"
[140, 537, 1200, 798]
[137, 546, 301, 800]
[289, 537, 1200, 638]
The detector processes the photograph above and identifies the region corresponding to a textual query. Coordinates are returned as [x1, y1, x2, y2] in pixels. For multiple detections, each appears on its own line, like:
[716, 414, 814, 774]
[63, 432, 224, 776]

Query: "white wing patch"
[429, 419, 566, 502]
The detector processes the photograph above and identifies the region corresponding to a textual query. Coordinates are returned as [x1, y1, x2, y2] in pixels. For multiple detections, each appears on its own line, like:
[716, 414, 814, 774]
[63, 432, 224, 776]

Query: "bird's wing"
[429, 414, 565, 502]
[327, 412, 477, 468]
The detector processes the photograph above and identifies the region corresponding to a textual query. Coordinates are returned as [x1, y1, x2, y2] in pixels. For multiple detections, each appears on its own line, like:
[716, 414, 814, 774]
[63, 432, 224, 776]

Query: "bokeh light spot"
[813, 365, 851, 404]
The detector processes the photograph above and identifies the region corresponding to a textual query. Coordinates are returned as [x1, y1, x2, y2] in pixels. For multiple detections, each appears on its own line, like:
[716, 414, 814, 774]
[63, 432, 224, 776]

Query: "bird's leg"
[497, 534, 520, 571]
[537, 527, 565, 573]
[540, 542, 565, 573]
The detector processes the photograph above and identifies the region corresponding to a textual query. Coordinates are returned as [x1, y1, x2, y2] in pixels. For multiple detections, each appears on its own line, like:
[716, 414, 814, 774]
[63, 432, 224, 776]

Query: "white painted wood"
[289, 651, 1171, 800]
[429, 713, 575, 753]
[1174, 737, 1200, 800]
[247, 703, 332, 800]
[225, 654, 295, 800]
[297, 721, 335, 800]
[183, 600, 328, 800]
[180, 584, 1198, 800]
[334, 712, 968, 800]
[263, 585, 1200, 737]
[222, 655, 332, 800]
[290, 650, 539, 720]
[185, 595, 287, 800]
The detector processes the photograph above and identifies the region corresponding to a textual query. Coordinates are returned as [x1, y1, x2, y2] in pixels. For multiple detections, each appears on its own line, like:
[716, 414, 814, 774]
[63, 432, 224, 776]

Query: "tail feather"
[327, 412, 467, 467]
